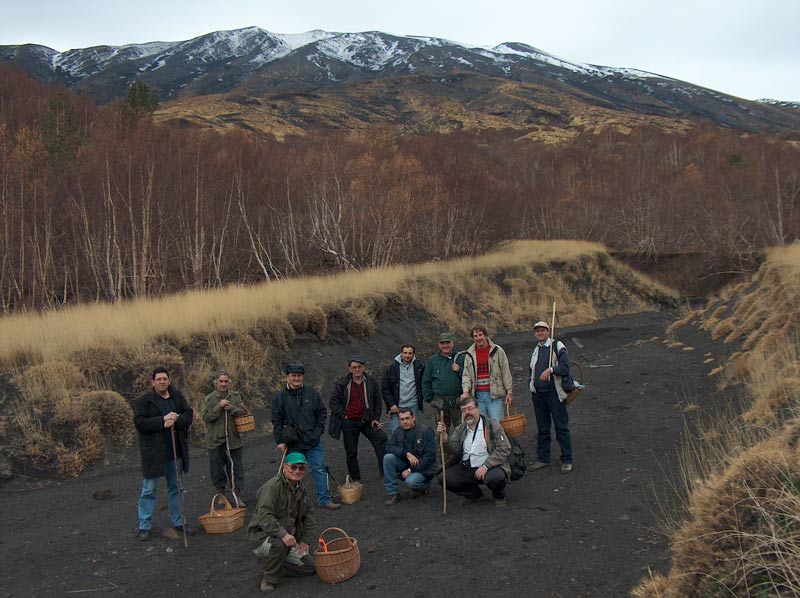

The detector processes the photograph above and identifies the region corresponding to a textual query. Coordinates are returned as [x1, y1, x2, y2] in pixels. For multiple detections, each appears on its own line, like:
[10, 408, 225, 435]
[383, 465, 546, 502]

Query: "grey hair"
[214, 370, 231, 381]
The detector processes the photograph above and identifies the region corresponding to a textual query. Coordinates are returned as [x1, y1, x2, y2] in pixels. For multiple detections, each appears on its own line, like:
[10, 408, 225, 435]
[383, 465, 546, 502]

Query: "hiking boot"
[385, 494, 400, 507]
[530, 461, 549, 471]
[174, 525, 196, 536]
[460, 494, 483, 506]
[412, 489, 430, 499]
[231, 490, 246, 508]
[321, 502, 341, 510]
[260, 578, 276, 592]
[561, 463, 573, 474]
[493, 496, 507, 508]
[137, 529, 150, 542]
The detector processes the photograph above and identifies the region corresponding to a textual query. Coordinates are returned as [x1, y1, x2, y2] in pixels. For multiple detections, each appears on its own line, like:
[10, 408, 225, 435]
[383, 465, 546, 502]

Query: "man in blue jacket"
[272, 364, 341, 510]
[382, 408, 437, 506]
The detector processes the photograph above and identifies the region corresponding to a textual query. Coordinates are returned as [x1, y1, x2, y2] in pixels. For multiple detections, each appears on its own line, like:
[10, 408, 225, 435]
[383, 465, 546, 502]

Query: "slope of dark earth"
[0, 311, 732, 597]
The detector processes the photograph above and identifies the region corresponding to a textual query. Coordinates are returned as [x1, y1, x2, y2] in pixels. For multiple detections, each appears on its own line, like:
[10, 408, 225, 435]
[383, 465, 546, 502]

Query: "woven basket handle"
[505, 402, 518, 417]
[345, 474, 353, 485]
[209, 493, 233, 515]
[319, 527, 351, 543]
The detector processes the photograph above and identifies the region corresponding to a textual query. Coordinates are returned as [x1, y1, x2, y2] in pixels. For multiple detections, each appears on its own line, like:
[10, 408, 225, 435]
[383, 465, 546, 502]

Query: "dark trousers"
[531, 389, 573, 464]
[259, 537, 316, 585]
[439, 463, 507, 499]
[208, 445, 244, 491]
[341, 419, 387, 481]
[433, 396, 462, 432]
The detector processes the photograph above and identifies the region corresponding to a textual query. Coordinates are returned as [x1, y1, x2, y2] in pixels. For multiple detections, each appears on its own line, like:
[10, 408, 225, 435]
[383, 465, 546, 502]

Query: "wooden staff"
[277, 447, 287, 474]
[548, 301, 557, 365]
[439, 410, 447, 515]
[170, 428, 188, 548]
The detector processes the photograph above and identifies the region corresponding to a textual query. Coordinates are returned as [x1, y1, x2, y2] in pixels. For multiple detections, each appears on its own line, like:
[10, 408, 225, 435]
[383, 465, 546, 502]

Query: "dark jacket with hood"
[271, 384, 327, 451]
[381, 355, 425, 412]
[133, 386, 193, 478]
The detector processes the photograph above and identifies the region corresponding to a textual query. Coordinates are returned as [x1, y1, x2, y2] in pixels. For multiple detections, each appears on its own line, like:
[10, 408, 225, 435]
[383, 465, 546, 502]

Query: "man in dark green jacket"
[247, 452, 316, 592]
[202, 370, 247, 507]
[422, 332, 466, 432]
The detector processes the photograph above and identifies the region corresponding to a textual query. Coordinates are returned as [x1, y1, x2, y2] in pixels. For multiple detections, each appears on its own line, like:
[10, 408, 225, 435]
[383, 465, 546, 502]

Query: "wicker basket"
[337, 475, 362, 504]
[500, 404, 527, 437]
[314, 527, 361, 584]
[234, 412, 256, 433]
[198, 494, 246, 534]
[566, 360, 585, 405]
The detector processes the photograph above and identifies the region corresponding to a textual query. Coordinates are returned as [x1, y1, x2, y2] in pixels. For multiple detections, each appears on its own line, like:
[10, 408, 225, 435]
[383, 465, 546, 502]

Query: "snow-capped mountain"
[2, 27, 798, 133]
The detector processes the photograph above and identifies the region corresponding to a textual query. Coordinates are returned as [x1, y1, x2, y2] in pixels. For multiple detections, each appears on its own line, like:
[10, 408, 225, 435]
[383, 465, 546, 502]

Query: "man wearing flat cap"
[248, 451, 317, 592]
[329, 356, 387, 482]
[422, 333, 466, 432]
[528, 321, 575, 473]
[271, 364, 341, 510]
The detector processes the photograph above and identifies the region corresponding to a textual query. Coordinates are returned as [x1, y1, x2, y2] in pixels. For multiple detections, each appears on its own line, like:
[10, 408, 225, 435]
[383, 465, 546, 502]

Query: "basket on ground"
[314, 527, 360, 584]
[234, 412, 256, 433]
[337, 475, 362, 504]
[500, 404, 527, 437]
[198, 494, 246, 534]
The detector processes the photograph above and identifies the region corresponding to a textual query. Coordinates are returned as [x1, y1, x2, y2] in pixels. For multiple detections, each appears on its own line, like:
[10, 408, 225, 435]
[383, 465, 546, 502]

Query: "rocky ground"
[0, 310, 735, 598]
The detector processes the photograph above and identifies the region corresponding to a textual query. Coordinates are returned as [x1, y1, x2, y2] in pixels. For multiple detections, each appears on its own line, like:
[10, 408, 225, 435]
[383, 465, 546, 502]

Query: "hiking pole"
[549, 301, 557, 366]
[439, 410, 447, 515]
[170, 427, 188, 548]
[224, 411, 242, 508]
[277, 447, 287, 474]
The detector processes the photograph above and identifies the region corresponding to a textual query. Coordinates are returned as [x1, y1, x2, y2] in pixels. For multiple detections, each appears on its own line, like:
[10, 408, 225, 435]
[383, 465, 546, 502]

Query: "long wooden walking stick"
[548, 301, 557, 366]
[170, 427, 188, 548]
[439, 410, 447, 515]
[277, 447, 287, 474]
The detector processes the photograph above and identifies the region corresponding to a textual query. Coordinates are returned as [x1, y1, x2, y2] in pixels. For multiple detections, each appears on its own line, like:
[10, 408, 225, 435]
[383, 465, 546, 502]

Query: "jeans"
[476, 390, 505, 421]
[341, 419, 387, 481]
[388, 403, 419, 434]
[138, 458, 185, 530]
[298, 440, 332, 506]
[208, 445, 244, 491]
[382, 453, 430, 495]
[531, 389, 573, 464]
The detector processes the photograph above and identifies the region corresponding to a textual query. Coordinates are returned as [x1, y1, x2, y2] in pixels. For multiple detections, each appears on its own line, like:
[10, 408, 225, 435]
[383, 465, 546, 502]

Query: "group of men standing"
[131, 321, 576, 591]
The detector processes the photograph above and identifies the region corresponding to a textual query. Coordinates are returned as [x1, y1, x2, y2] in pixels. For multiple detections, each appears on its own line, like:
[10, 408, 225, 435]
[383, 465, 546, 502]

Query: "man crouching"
[437, 396, 511, 507]
[247, 452, 316, 592]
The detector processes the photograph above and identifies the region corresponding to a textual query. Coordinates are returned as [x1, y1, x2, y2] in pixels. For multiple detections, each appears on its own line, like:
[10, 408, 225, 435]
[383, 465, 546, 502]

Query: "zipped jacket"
[461, 340, 513, 399]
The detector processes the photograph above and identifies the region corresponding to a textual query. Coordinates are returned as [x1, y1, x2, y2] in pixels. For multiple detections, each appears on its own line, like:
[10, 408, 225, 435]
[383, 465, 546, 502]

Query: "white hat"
[533, 321, 550, 330]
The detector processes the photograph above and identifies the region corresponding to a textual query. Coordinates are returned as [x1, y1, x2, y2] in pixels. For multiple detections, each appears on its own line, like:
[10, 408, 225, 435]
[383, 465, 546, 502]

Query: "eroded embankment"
[0, 241, 676, 477]
[634, 244, 800, 598]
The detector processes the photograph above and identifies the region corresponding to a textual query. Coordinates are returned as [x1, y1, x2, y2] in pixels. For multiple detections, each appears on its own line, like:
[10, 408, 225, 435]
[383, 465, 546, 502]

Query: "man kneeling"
[437, 396, 511, 507]
[248, 452, 316, 592]
[383, 408, 437, 506]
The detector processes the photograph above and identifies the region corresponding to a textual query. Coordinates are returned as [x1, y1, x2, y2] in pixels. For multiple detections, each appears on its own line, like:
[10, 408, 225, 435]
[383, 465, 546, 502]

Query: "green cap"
[285, 452, 307, 465]
[438, 333, 453, 342]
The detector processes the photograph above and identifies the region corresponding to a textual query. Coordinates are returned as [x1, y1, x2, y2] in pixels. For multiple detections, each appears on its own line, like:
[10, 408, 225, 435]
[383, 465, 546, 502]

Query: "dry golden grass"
[666, 309, 703, 334]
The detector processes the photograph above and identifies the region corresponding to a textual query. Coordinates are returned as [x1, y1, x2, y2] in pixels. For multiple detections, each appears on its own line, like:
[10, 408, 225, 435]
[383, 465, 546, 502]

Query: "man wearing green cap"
[248, 452, 317, 592]
[422, 333, 466, 432]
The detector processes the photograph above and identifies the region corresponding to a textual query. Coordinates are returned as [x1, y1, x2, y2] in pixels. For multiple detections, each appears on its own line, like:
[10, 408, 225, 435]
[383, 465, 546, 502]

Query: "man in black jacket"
[383, 408, 436, 506]
[132, 368, 194, 541]
[272, 364, 340, 510]
[329, 357, 387, 482]
[381, 344, 425, 435]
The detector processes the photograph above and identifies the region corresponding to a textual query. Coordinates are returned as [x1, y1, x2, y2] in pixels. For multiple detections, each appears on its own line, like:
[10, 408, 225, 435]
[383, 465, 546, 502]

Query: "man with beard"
[272, 364, 340, 510]
[437, 396, 511, 507]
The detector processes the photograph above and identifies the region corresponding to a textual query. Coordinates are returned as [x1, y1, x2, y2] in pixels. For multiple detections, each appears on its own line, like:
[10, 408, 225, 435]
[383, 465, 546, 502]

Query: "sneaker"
[321, 502, 342, 510]
[137, 529, 150, 542]
[493, 496, 507, 508]
[174, 525, 197, 536]
[460, 494, 483, 506]
[260, 578, 276, 592]
[530, 461, 549, 471]
[384, 494, 400, 507]
[561, 463, 573, 474]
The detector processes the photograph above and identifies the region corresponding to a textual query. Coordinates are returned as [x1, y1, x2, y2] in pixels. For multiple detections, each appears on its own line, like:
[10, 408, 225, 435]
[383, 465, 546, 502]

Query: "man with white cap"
[528, 321, 574, 473]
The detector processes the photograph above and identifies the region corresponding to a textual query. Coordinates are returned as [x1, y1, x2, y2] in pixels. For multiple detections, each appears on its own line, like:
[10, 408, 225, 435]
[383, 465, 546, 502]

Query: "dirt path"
[0, 311, 732, 598]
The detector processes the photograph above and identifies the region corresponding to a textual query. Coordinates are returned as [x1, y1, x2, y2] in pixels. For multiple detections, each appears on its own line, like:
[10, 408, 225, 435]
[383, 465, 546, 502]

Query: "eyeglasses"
[287, 464, 307, 472]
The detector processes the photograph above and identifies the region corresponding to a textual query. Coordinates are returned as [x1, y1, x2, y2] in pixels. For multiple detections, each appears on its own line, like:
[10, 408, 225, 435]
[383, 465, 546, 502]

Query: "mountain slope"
[3, 27, 799, 137]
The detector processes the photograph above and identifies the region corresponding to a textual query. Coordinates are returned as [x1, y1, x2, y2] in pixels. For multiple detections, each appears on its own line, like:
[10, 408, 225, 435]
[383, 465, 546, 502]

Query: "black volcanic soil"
[0, 311, 735, 598]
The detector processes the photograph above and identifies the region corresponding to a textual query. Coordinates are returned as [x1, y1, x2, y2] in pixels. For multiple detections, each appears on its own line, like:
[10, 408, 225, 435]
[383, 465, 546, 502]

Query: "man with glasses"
[422, 332, 466, 432]
[329, 356, 387, 482]
[272, 364, 340, 510]
[248, 452, 317, 592]
[437, 396, 511, 507]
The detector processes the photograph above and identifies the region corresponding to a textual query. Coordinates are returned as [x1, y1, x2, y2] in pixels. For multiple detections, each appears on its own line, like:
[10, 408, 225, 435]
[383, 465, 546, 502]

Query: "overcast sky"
[3, 0, 798, 101]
